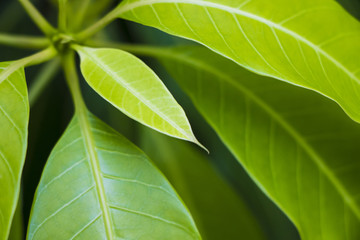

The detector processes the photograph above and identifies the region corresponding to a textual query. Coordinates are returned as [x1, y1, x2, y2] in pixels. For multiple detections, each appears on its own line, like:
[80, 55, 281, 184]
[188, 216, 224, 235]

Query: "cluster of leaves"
[0, 0, 359, 239]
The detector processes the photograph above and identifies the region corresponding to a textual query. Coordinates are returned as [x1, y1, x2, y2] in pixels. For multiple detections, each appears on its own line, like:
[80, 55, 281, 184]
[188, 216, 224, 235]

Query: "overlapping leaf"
[116, 0, 360, 123]
[27, 111, 200, 240]
[0, 62, 29, 240]
[73, 46, 203, 148]
[154, 46, 360, 240]
[140, 128, 266, 240]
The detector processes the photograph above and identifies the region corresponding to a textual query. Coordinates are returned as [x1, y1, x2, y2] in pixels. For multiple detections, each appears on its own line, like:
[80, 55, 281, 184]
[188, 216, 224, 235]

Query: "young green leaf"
[73, 45, 204, 149]
[116, 0, 360, 123]
[27, 111, 201, 240]
[155, 46, 360, 240]
[140, 128, 266, 240]
[0, 63, 29, 240]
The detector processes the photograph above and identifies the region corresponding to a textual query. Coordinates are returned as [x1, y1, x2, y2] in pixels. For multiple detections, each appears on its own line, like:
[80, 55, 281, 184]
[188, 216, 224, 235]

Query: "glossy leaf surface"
[140, 128, 266, 240]
[74, 46, 202, 147]
[156, 46, 360, 240]
[117, 0, 360, 123]
[27, 111, 200, 240]
[0, 63, 29, 240]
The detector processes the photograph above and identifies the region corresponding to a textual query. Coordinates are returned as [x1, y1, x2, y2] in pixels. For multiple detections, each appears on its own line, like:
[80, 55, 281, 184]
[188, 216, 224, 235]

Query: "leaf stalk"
[18, 0, 56, 36]
[76, 6, 121, 41]
[0, 33, 49, 49]
[86, 40, 170, 58]
[62, 51, 86, 113]
[0, 47, 57, 84]
[58, 0, 67, 31]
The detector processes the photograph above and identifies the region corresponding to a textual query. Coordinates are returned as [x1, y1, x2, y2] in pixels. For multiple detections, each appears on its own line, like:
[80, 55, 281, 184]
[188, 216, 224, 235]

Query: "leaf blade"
[27, 111, 201, 240]
[0, 63, 29, 240]
[155, 46, 360, 240]
[74, 45, 203, 148]
[117, 0, 360, 122]
[140, 128, 266, 240]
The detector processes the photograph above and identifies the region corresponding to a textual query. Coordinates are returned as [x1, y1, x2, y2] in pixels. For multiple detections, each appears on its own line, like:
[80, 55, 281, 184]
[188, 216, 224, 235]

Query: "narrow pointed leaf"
[27, 111, 200, 240]
[117, 0, 360, 123]
[155, 46, 360, 240]
[73, 45, 203, 148]
[140, 128, 266, 240]
[0, 63, 29, 240]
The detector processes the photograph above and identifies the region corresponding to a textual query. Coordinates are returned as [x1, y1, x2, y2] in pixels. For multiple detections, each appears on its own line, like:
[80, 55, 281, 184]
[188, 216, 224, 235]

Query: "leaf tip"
[193, 138, 209, 154]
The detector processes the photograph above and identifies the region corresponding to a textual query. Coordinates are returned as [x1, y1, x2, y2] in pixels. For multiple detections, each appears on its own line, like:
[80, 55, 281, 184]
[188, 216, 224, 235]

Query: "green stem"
[76, 6, 121, 41]
[18, 0, 56, 36]
[58, 0, 67, 31]
[0, 33, 49, 49]
[29, 58, 61, 106]
[86, 40, 169, 58]
[0, 47, 57, 84]
[62, 51, 86, 112]
[72, 0, 91, 30]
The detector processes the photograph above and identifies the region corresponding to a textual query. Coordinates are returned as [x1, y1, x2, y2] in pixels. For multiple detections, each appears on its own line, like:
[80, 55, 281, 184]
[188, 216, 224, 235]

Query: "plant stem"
[72, 0, 91, 30]
[86, 40, 169, 58]
[18, 0, 56, 36]
[29, 58, 61, 106]
[76, 6, 121, 41]
[0, 33, 49, 49]
[0, 47, 57, 84]
[58, 0, 67, 31]
[62, 50, 86, 112]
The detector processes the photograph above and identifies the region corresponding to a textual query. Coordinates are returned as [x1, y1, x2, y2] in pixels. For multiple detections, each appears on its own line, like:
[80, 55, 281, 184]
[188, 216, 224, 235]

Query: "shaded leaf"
[155, 46, 360, 240]
[140, 127, 266, 240]
[73, 45, 204, 149]
[0, 63, 29, 240]
[8, 194, 24, 240]
[117, 0, 360, 123]
[27, 111, 200, 240]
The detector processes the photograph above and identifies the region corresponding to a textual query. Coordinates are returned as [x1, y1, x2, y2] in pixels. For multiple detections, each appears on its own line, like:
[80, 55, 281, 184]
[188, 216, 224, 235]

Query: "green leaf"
[27, 111, 201, 240]
[73, 45, 204, 149]
[116, 0, 360, 123]
[155, 46, 360, 240]
[140, 127, 266, 240]
[8, 195, 24, 240]
[0, 62, 29, 240]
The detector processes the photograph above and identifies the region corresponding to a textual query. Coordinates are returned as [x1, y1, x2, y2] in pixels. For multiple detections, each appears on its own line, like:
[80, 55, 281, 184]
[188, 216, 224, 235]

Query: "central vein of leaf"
[78, 109, 114, 239]
[63, 52, 114, 239]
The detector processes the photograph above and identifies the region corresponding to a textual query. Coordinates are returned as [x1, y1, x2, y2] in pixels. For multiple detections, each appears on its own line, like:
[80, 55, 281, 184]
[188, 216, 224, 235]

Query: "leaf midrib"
[154, 48, 360, 222]
[79, 48, 193, 140]
[77, 111, 114, 239]
[118, 0, 359, 84]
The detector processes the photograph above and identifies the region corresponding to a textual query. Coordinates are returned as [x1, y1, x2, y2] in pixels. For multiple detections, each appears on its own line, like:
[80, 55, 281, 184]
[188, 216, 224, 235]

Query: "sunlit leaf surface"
[117, 0, 360, 123]
[156, 46, 360, 240]
[0, 63, 28, 240]
[74, 46, 203, 148]
[141, 128, 266, 240]
[28, 111, 200, 240]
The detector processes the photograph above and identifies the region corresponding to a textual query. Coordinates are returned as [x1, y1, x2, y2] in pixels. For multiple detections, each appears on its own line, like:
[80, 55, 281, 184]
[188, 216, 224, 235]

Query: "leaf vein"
[109, 204, 195, 238]
[30, 185, 95, 240]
